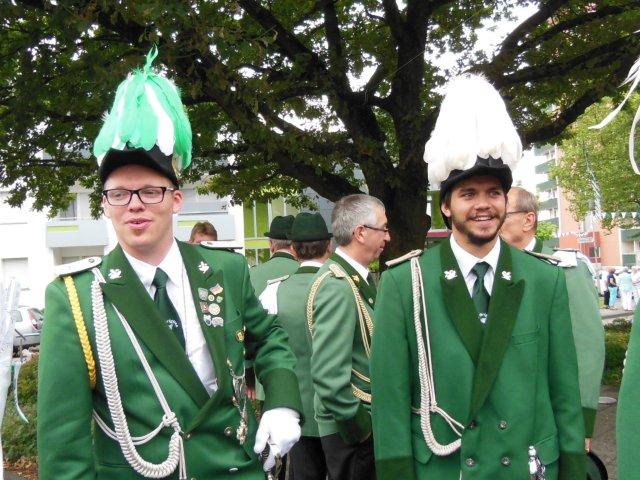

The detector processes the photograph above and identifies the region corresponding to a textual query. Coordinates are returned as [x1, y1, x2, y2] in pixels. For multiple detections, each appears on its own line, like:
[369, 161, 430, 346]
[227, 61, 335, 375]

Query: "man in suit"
[249, 215, 298, 296]
[500, 186, 605, 452]
[37, 48, 302, 480]
[308, 194, 390, 480]
[259, 212, 333, 480]
[370, 74, 585, 480]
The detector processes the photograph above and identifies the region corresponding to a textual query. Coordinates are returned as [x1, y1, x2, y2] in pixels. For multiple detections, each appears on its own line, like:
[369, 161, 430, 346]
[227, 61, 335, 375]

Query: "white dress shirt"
[524, 237, 537, 252]
[123, 240, 218, 395]
[335, 248, 370, 283]
[449, 235, 501, 296]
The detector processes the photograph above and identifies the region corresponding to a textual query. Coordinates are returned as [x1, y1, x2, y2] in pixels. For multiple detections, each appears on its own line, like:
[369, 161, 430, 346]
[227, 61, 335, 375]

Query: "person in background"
[607, 267, 618, 309]
[632, 266, 640, 307]
[189, 221, 218, 243]
[619, 268, 635, 311]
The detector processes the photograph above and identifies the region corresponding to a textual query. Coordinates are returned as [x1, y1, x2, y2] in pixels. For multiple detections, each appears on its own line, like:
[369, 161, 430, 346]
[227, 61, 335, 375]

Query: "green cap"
[264, 215, 295, 239]
[288, 212, 332, 242]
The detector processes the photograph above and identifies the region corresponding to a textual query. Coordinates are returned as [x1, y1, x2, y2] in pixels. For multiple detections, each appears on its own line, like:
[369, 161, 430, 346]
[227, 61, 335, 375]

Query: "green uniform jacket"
[617, 306, 640, 480]
[371, 240, 585, 480]
[276, 265, 321, 437]
[309, 254, 376, 444]
[38, 241, 302, 480]
[249, 252, 298, 296]
[535, 240, 605, 436]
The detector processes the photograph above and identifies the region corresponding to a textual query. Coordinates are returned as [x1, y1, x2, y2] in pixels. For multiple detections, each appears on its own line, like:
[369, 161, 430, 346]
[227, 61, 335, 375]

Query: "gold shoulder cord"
[306, 268, 372, 404]
[63, 276, 97, 390]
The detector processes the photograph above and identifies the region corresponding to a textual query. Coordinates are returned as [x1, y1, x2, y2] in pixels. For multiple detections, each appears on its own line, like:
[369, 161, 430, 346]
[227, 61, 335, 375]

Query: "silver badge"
[208, 303, 221, 315]
[108, 268, 122, 280]
[198, 288, 208, 300]
[166, 319, 179, 330]
[198, 261, 209, 273]
[444, 269, 457, 280]
[211, 284, 223, 295]
[211, 316, 224, 327]
[208, 294, 215, 302]
[501, 271, 512, 281]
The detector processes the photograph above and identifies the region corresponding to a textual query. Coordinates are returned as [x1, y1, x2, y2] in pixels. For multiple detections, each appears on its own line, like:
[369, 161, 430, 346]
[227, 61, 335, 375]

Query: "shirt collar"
[449, 234, 501, 279]
[524, 237, 537, 252]
[300, 260, 324, 268]
[335, 247, 370, 282]
[123, 239, 183, 291]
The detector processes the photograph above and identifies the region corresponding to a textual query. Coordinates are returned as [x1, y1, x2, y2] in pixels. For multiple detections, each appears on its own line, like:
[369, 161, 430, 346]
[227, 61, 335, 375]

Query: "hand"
[585, 437, 592, 453]
[254, 407, 301, 471]
[246, 385, 256, 401]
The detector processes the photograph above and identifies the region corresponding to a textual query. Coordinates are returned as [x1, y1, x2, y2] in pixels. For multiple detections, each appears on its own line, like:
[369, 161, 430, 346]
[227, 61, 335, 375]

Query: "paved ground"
[593, 385, 619, 479]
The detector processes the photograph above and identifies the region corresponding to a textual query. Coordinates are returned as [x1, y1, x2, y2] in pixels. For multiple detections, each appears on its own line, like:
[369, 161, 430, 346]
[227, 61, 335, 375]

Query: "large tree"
[1, 1, 639, 258]
[551, 94, 640, 228]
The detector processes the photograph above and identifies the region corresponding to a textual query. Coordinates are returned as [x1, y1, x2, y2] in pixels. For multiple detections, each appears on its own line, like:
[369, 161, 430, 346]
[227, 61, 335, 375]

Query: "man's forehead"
[454, 175, 503, 192]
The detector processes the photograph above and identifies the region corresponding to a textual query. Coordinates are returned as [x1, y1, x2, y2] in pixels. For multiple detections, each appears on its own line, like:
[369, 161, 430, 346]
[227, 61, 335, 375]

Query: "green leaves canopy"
[1, 0, 639, 256]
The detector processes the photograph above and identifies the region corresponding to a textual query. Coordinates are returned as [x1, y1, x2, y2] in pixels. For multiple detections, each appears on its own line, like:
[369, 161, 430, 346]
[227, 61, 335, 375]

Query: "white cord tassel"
[411, 258, 464, 456]
[91, 269, 186, 479]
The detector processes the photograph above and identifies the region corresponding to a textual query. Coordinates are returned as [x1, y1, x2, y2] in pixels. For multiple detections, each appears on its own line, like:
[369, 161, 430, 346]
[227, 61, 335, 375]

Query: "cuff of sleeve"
[375, 457, 415, 480]
[335, 403, 371, 445]
[261, 368, 304, 422]
[583, 407, 597, 438]
[559, 451, 586, 480]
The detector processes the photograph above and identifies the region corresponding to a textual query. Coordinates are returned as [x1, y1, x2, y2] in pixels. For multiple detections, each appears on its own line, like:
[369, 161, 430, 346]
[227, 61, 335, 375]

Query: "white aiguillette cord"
[410, 258, 465, 456]
[90, 267, 186, 479]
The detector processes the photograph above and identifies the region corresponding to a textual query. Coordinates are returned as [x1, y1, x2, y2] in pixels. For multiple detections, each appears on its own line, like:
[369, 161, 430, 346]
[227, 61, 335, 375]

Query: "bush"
[2, 356, 38, 463]
[603, 320, 631, 386]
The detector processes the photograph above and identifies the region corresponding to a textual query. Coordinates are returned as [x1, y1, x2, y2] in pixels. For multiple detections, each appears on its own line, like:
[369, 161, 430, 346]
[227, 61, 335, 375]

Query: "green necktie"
[153, 268, 185, 349]
[471, 262, 491, 324]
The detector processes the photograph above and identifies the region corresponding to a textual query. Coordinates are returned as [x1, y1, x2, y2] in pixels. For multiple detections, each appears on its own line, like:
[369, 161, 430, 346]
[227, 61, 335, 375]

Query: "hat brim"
[264, 231, 290, 240]
[99, 145, 179, 187]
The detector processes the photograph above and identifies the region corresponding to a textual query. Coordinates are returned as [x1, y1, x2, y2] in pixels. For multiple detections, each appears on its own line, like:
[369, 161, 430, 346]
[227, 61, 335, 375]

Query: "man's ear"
[523, 212, 537, 233]
[440, 202, 451, 221]
[101, 195, 111, 219]
[171, 189, 183, 214]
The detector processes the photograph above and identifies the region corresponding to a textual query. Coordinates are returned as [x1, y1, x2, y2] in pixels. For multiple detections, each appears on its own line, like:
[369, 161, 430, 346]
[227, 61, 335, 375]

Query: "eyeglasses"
[505, 210, 529, 216]
[102, 187, 177, 206]
[363, 225, 390, 233]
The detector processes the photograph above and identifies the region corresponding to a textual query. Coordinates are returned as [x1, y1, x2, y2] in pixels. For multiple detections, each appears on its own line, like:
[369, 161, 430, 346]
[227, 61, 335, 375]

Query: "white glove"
[253, 407, 301, 471]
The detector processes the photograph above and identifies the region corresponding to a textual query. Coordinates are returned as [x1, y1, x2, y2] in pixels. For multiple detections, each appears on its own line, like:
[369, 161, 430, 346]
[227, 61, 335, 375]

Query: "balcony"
[535, 161, 552, 174]
[46, 218, 109, 248]
[539, 198, 558, 211]
[537, 179, 557, 193]
[620, 228, 640, 242]
[622, 253, 637, 266]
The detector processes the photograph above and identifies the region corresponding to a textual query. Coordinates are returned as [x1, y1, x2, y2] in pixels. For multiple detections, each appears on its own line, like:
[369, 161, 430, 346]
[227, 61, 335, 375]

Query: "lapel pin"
[235, 330, 245, 342]
[108, 268, 122, 280]
[203, 314, 212, 323]
[478, 313, 488, 324]
[501, 271, 512, 281]
[200, 301, 209, 314]
[208, 303, 221, 316]
[166, 319, 179, 330]
[351, 275, 360, 284]
[368, 298, 374, 305]
[444, 269, 457, 280]
[198, 261, 210, 274]
[198, 288, 208, 301]
[208, 294, 215, 302]
[211, 316, 224, 327]
[216, 296, 223, 303]
[211, 284, 224, 295]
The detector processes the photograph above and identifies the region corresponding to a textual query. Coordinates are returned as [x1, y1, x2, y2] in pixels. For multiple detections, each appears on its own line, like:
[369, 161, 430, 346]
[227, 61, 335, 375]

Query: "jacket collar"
[329, 253, 377, 306]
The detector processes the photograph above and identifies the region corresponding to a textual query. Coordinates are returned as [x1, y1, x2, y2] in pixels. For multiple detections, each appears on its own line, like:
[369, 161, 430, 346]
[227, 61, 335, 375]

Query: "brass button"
[501, 456, 511, 466]
[184, 432, 192, 440]
[224, 426, 233, 437]
[236, 330, 245, 342]
[499, 420, 508, 430]
[465, 457, 475, 467]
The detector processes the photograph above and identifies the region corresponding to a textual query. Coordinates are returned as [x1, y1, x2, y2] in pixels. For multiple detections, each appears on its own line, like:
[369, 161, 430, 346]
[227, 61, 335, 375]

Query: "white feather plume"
[424, 74, 522, 189]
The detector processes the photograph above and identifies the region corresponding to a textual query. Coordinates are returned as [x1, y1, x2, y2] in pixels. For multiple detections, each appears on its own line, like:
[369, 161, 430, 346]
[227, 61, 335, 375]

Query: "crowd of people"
[600, 266, 640, 311]
[36, 48, 623, 480]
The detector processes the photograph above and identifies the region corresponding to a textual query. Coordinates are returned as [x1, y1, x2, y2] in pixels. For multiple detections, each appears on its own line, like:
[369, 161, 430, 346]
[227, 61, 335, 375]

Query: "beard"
[451, 211, 506, 246]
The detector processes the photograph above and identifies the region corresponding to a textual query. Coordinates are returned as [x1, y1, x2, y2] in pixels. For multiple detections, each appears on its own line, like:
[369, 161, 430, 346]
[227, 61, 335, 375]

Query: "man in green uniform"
[249, 215, 298, 296]
[259, 212, 333, 480]
[501, 186, 605, 452]
[308, 194, 390, 480]
[37, 48, 302, 480]
[370, 74, 585, 480]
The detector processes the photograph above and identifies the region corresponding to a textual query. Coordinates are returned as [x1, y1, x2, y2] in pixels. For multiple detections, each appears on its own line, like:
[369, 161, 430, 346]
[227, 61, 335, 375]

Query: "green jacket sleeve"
[310, 275, 371, 444]
[37, 279, 95, 480]
[549, 269, 587, 479]
[371, 270, 416, 480]
[240, 257, 303, 415]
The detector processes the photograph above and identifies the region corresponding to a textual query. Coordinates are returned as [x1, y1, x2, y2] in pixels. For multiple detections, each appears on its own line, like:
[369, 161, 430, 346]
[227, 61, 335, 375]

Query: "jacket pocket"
[511, 327, 539, 345]
[535, 431, 559, 466]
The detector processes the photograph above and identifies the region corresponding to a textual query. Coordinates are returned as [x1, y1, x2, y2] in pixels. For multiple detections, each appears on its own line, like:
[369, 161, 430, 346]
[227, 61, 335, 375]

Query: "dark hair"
[189, 221, 218, 242]
[292, 239, 331, 260]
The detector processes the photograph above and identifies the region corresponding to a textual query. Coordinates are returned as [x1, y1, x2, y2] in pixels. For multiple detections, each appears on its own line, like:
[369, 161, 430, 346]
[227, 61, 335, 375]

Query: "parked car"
[12, 307, 43, 350]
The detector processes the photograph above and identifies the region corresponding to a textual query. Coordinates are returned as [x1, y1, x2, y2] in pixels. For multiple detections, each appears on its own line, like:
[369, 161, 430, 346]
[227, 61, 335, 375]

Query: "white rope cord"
[411, 258, 464, 456]
[90, 268, 186, 479]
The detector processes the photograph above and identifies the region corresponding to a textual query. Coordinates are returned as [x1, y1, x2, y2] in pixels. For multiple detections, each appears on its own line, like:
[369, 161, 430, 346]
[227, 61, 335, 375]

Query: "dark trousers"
[288, 436, 328, 480]
[604, 289, 610, 306]
[320, 433, 375, 480]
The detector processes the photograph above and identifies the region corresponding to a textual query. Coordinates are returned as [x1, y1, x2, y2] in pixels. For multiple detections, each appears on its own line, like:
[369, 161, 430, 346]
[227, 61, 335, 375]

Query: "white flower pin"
[501, 271, 511, 281]
[108, 268, 122, 280]
[198, 261, 209, 273]
[444, 269, 457, 280]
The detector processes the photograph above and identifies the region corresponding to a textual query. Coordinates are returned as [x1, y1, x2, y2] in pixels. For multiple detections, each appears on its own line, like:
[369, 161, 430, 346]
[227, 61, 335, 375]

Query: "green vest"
[37, 241, 302, 480]
[309, 253, 375, 444]
[276, 265, 321, 437]
[371, 240, 586, 480]
[249, 252, 298, 296]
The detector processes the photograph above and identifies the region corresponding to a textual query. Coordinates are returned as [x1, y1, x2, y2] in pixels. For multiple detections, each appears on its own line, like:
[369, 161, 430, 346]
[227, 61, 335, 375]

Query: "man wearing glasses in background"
[38, 48, 302, 480]
[307, 193, 390, 480]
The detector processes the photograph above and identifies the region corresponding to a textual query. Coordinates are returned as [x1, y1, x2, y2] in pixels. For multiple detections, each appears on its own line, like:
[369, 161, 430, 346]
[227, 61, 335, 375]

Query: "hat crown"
[265, 215, 295, 239]
[289, 212, 331, 241]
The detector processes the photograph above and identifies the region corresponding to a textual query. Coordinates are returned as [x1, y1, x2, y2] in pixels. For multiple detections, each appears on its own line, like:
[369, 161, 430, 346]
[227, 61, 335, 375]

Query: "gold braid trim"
[306, 266, 373, 404]
[63, 275, 97, 390]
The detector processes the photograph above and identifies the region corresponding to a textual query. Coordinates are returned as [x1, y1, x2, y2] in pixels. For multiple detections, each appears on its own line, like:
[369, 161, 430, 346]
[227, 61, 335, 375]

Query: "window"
[57, 196, 77, 220]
